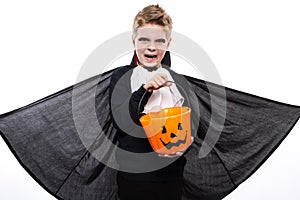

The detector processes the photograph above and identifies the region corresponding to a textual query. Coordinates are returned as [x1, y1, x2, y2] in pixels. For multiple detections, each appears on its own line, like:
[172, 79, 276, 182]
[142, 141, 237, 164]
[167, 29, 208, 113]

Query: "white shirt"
[130, 65, 184, 113]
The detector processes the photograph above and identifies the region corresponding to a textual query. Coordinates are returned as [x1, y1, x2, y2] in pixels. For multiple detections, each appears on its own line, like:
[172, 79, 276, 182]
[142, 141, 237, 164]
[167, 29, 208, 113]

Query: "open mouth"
[144, 54, 157, 60]
[160, 132, 188, 150]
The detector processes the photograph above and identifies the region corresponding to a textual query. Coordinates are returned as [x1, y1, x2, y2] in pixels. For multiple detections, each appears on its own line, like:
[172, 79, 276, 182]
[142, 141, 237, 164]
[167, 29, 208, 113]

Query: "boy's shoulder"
[112, 65, 178, 77]
[112, 65, 132, 77]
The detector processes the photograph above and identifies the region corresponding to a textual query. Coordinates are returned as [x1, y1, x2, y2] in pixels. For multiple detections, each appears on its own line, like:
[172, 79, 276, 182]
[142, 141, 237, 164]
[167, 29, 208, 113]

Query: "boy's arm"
[128, 85, 152, 125]
[109, 67, 152, 133]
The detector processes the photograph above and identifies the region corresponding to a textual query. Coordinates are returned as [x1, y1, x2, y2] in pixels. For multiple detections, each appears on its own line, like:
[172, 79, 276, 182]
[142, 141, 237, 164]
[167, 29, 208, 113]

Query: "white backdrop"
[0, 0, 299, 199]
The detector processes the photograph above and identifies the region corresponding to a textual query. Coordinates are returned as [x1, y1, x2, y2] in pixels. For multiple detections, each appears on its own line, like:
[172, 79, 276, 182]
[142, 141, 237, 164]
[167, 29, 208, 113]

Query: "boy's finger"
[156, 76, 167, 85]
[175, 152, 183, 156]
[158, 73, 168, 79]
[164, 81, 172, 86]
[158, 153, 179, 158]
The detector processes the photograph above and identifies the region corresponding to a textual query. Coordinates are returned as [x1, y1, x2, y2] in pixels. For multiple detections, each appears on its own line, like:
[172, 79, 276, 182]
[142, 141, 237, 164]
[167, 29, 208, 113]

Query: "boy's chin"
[140, 62, 161, 68]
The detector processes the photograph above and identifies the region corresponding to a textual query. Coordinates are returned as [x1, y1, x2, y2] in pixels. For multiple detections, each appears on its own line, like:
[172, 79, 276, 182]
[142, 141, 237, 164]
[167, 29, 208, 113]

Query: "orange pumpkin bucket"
[139, 106, 191, 154]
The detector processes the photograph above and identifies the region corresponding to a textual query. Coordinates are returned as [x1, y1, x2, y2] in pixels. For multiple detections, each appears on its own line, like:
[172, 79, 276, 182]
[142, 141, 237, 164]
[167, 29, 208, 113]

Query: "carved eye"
[162, 126, 167, 134]
[178, 123, 183, 130]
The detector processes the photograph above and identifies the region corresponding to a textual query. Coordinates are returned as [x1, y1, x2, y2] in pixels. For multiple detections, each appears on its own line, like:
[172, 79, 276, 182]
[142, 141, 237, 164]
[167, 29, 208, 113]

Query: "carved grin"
[160, 132, 187, 150]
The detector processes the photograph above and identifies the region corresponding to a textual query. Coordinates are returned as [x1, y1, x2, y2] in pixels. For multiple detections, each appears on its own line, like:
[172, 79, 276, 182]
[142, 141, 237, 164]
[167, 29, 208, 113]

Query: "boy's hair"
[133, 4, 173, 38]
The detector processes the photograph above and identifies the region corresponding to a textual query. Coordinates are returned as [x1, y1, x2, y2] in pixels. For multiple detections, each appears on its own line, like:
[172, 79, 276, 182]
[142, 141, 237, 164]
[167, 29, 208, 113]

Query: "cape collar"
[139, 65, 161, 72]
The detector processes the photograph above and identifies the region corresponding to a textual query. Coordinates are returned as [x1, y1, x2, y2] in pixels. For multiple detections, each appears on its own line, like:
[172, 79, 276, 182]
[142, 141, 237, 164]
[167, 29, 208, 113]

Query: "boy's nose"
[147, 47, 156, 52]
[147, 40, 156, 51]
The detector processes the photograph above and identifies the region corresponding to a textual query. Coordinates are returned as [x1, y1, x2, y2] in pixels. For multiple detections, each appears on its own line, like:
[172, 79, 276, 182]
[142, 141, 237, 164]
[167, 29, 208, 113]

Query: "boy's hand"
[158, 136, 194, 158]
[143, 73, 172, 92]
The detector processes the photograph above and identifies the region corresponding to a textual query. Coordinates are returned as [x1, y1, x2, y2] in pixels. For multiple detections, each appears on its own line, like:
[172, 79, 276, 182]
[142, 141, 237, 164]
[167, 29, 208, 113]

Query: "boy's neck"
[139, 64, 161, 72]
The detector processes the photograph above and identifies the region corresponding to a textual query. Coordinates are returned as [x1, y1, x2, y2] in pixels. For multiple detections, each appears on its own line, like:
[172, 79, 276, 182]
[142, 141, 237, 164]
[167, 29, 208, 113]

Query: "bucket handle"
[137, 80, 191, 120]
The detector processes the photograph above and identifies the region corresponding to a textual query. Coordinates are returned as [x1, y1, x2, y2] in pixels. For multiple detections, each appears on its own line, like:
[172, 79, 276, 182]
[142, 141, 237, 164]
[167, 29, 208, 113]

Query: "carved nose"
[170, 133, 177, 138]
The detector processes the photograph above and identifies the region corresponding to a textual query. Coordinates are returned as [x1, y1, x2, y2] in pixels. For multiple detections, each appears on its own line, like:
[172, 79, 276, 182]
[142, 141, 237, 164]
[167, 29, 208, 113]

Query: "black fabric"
[117, 174, 183, 200]
[0, 54, 299, 199]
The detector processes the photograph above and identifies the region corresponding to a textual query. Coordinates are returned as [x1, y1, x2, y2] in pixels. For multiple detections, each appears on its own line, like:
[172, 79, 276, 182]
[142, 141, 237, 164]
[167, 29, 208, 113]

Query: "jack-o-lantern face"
[159, 123, 187, 150]
[140, 107, 191, 154]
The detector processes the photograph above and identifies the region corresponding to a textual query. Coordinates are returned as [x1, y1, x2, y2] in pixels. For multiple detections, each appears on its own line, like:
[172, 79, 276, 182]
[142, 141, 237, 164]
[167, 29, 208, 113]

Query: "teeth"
[145, 54, 157, 58]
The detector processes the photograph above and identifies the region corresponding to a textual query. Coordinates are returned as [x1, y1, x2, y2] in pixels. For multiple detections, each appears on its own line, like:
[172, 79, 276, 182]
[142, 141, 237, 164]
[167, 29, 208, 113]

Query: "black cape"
[1, 53, 299, 200]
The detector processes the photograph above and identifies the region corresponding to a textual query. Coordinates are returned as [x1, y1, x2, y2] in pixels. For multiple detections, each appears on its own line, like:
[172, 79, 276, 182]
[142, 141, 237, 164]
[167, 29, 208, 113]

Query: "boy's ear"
[132, 35, 135, 46]
[167, 37, 172, 48]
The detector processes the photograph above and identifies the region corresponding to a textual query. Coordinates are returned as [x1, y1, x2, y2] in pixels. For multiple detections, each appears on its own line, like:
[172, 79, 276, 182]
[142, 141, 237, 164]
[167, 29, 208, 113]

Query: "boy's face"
[133, 24, 171, 67]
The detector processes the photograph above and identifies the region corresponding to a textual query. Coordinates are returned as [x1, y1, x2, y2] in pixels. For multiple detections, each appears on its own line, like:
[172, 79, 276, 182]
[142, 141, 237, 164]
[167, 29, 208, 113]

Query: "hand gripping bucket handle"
[138, 81, 192, 154]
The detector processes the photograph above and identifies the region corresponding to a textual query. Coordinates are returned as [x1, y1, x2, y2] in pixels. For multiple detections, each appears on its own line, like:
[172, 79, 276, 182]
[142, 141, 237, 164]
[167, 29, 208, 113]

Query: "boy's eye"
[155, 38, 166, 43]
[138, 37, 150, 42]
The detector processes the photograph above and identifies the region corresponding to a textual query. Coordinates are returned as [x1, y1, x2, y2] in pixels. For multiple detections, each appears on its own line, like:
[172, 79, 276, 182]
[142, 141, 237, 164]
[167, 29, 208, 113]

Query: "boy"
[109, 4, 193, 200]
